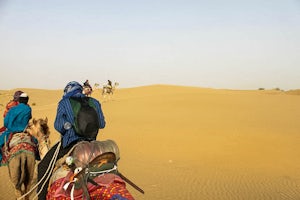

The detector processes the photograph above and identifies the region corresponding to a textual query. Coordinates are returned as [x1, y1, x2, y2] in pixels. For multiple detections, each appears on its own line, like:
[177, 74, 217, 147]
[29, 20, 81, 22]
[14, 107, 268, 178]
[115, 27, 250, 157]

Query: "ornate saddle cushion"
[47, 140, 134, 200]
[9, 132, 35, 149]
[1, 132, 37, 165]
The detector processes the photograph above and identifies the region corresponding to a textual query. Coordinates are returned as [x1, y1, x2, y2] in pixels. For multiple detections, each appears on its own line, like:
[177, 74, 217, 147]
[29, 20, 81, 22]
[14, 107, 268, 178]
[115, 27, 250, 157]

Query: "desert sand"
[0, 85, 300, 200]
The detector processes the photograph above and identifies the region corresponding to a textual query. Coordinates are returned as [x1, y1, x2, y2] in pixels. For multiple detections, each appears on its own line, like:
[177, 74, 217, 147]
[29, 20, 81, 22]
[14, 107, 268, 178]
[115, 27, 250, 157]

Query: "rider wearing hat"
[0, 92, 32, 165]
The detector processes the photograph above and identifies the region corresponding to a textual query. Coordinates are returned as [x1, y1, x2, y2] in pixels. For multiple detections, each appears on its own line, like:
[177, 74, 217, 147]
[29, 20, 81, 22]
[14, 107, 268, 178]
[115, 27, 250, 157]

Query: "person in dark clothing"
[37, 81, 106, 199]
[107, 80, 112, 88]
[83, 79, 93, 96]
[83, 79, 92, 90]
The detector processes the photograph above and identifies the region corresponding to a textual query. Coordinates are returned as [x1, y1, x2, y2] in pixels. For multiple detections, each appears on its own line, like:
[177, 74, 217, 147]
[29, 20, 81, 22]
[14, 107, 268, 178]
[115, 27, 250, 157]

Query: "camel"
[1, 117, 50, 200]
[102, 82, 119, 101]
[27, 117, 51, 197]
[27, 117, 51, 159]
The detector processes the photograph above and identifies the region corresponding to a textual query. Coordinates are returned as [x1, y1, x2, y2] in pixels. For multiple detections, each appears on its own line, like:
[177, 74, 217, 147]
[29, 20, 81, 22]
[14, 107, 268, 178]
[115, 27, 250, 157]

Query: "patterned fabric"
[91, 182, 134, 200]
[9, 132, 34, 149]
[46, 174, 134, 200]
[1, 136, 37, 166]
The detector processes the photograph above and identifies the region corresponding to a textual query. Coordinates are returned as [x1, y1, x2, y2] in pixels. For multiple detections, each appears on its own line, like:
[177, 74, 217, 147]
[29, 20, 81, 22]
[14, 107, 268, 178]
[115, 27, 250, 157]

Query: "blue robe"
[54, 96, 106, 148]
[0, 103, 32, 162]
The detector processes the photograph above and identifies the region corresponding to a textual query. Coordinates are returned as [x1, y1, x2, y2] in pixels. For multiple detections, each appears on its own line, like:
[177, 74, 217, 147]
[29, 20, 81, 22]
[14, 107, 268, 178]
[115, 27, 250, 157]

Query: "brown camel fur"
[6, 117, 50, 200]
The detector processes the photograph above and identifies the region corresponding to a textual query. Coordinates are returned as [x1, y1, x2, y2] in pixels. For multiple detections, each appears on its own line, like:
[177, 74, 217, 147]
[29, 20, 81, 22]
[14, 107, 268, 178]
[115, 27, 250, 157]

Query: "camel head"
[27, 117, 50, 141]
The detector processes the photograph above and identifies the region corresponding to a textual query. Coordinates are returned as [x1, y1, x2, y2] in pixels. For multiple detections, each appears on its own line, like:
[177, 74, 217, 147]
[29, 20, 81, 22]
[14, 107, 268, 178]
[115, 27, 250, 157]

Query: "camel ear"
[45, 117, 48, 123]
[33, 118, 36, 124]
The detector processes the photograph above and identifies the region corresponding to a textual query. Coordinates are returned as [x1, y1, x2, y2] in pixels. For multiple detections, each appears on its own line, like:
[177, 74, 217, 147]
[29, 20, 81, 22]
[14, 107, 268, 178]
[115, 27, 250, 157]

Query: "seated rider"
[37, 81, 106, 200]
[107, 80, 112, 89]
[0, 91, 23, 133]
[83, 80, 93, 96]
[83, 80, 92, 90]
[0, 92, 36, 165]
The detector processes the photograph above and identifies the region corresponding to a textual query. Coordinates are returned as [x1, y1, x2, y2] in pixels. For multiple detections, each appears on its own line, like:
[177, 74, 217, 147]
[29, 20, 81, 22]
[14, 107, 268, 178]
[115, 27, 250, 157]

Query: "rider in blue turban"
[38, 81, 106, 199]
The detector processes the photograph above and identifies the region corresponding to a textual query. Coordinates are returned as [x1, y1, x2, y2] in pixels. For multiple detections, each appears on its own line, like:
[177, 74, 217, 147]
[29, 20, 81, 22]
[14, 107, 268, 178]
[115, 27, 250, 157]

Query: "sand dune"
[1, 85, 300, 199]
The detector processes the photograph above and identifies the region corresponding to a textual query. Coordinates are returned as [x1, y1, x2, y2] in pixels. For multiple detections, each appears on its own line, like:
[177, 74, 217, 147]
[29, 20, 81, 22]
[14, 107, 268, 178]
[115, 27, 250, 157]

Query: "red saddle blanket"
[1, 132, 37, 165]
[47, 173, 134, 200]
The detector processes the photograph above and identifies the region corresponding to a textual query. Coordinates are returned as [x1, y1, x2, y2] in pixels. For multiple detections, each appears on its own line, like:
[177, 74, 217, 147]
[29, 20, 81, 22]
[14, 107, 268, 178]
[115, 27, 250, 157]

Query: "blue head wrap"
[63, 81, 85, 98]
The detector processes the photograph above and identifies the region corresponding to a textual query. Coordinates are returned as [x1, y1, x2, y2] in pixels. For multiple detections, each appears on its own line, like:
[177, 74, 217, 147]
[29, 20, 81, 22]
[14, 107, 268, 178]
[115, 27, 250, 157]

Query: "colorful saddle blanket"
[47, 140, 134, 200]
[1, 132, 37, 165]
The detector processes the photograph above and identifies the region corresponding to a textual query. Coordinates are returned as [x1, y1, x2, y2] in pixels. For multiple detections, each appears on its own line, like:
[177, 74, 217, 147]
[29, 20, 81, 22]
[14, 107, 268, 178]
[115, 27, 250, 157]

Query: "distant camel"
[102, 82, 119, 97]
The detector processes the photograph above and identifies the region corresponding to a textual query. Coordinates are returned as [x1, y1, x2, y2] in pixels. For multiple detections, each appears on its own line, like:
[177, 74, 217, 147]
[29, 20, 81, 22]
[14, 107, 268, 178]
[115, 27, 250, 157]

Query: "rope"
[89, 165, 118, 176]
[33, 141, 61, 200]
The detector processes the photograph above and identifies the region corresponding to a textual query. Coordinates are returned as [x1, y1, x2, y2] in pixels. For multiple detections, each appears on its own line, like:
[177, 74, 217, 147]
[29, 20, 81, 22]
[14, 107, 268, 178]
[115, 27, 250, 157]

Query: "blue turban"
[63, 81, 85, 99]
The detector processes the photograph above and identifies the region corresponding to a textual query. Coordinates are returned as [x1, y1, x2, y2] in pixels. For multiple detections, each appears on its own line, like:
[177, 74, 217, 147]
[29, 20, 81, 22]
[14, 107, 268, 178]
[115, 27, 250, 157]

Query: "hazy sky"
[0, 0, 299, 90]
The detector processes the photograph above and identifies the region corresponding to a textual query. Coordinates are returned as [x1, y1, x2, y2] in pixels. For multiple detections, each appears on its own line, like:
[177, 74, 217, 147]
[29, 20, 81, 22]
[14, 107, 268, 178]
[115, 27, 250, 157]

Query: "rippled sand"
[1, 85, 300, 200]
